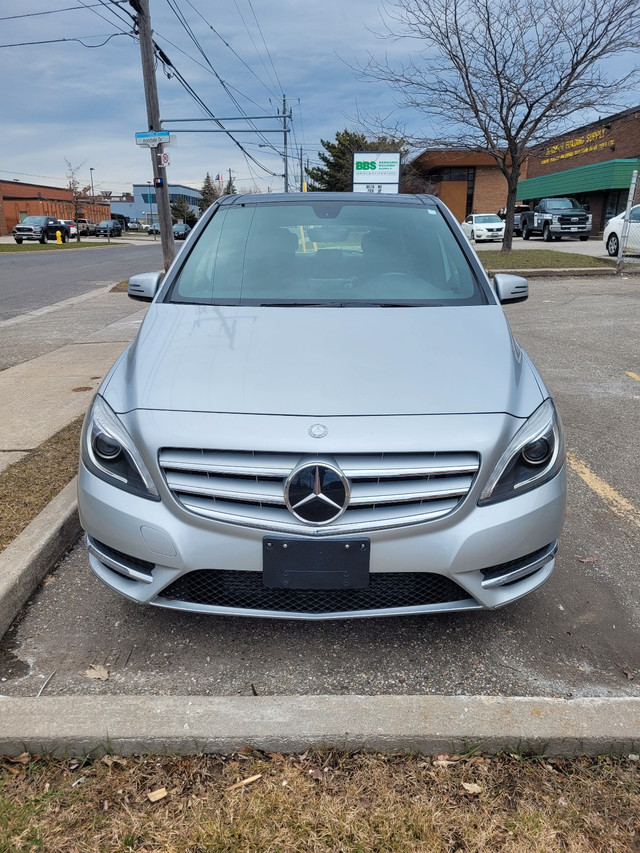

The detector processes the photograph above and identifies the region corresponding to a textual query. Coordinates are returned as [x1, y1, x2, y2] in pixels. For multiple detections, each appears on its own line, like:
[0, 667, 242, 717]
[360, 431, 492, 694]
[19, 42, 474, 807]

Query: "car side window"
[629, 207, 640, 223]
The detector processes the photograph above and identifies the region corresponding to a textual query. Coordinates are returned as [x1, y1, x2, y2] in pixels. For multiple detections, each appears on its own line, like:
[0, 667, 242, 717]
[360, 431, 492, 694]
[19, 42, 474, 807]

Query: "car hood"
[103, 304, 544, 418]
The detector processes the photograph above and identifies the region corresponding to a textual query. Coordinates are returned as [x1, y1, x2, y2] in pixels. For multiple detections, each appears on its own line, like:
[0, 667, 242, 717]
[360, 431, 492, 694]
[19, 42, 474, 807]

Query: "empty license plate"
[263, 538, 370, 590]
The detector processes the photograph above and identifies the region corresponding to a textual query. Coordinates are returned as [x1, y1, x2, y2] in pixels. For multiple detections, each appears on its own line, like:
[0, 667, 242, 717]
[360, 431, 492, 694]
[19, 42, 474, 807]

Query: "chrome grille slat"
[159, 449, 480, 533]
[179, 495, 460, 535]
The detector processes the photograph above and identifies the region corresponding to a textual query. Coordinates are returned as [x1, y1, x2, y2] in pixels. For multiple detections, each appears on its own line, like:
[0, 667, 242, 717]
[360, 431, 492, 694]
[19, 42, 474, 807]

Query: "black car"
[96, 220, 122, 237]
[173, 223, 191, 240]
[148, 224, 160, 235]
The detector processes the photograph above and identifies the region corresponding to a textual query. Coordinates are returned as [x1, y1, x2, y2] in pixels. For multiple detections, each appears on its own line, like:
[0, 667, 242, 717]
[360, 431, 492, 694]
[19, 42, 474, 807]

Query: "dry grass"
[0, 750, 638, 852]
[481, 249, 615, 270]
[0, 416, 84, 553]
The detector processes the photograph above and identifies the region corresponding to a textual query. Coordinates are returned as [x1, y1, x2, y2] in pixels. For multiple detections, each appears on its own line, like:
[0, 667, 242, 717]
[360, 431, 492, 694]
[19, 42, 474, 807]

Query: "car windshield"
[475, 215, 502, 224]
[167, 200, 485, 307]
[98, 221, 111, 227]
[20, 216, 47, 225]
[551, 198, 582, 210]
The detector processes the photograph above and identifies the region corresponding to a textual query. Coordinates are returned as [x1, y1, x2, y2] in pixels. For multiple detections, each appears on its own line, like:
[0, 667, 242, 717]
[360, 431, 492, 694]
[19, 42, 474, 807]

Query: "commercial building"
[516, 107, 640, 233]
[410, 151, 509, 223]
[0, 180, 110, 235]
[110, 183, 202, 226]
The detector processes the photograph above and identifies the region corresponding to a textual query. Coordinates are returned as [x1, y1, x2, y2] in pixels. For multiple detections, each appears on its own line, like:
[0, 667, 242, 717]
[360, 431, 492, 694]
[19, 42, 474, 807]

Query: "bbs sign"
[352, 152, 401, 194]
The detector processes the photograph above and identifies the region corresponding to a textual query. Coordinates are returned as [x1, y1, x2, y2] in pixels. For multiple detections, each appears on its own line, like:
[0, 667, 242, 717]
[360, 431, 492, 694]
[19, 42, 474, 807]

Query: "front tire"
[606, 233, 619, 256]
[14, 238, 23, 244]
[40, 232, 48, 244]
[579, 235, 589, 242]
[522, 223, 531, 240]
[62, 232, 69, 243]
[542, 223, 553, 242]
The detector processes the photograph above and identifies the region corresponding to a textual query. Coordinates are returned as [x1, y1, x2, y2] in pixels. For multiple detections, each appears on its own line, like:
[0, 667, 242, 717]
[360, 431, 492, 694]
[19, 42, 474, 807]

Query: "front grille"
[159, 569, 470, 613]
[558, 214, 588, 226]
[158, 449, 480, 535]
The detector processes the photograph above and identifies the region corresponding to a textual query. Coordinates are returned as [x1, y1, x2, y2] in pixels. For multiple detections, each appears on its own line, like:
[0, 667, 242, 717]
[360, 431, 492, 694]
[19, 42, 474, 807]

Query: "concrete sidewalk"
[1, 278, 639, 759]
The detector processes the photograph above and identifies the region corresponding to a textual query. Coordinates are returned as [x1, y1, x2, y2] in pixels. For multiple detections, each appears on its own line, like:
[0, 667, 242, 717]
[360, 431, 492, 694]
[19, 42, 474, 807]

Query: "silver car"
[78, 193, 566, 619]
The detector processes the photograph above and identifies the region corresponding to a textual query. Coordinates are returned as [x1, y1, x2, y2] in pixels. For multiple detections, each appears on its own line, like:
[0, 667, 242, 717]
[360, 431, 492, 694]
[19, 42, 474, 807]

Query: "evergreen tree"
[306, 130, 368, 192]
[306, 130, 417, 192]
[170, 195, 196, 227]
[222, 176, 237, 195]
[198, 172, 220, 213]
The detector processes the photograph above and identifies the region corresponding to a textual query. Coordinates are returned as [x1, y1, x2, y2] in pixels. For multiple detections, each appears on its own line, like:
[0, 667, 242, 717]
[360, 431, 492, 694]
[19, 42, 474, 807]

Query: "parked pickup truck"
[520, 198, 591, 241]
[13, 216, 71, 244]
[77, 218, 96, 236]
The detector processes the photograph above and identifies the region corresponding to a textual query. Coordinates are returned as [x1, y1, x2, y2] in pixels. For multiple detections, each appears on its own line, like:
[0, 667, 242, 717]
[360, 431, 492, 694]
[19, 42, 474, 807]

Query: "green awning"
[517, 158, 639, 201]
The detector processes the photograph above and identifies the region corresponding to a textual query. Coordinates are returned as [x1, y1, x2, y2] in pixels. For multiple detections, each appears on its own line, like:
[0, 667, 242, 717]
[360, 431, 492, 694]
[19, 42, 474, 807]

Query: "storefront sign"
[542, 128, 614, 164]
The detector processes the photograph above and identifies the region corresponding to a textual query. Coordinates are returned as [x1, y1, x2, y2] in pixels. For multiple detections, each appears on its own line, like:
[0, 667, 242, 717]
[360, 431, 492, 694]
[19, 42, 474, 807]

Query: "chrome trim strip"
[86, 535, 155, 584]
[481, 541, 558, 589]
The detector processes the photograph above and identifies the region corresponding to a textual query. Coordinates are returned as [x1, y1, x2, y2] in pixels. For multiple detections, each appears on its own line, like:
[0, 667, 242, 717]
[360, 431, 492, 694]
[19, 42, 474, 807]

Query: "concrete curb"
[0, 478, 80, 640]
[0, 694, 638, 758]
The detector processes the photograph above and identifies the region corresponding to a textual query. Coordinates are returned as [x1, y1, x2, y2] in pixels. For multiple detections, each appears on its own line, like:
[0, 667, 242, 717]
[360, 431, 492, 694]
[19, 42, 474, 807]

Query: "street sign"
[135, 130, 170, 148]
[157, 151, 170, 167]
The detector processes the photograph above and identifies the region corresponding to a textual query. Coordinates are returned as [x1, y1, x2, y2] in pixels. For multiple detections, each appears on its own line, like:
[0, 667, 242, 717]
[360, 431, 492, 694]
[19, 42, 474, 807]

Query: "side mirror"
[128, 272, 163, 302]
[493, 273, 528, 304]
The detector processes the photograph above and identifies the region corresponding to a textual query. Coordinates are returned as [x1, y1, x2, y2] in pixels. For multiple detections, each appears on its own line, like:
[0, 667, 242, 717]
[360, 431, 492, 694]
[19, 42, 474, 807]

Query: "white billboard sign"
[352, 151, 401, 193]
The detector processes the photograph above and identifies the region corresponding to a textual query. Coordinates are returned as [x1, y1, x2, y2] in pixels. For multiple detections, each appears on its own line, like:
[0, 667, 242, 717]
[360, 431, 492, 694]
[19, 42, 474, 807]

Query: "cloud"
[1, 0, 416, 194]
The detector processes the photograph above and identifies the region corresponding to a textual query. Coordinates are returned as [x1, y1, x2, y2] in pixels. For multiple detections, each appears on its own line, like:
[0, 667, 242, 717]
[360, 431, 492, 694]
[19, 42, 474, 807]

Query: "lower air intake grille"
[159, 570, 470, 613]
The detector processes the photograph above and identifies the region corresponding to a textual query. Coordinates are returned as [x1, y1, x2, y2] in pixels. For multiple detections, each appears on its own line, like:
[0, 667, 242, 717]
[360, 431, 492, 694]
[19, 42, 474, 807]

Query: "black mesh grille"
[159, 570, 470, 613]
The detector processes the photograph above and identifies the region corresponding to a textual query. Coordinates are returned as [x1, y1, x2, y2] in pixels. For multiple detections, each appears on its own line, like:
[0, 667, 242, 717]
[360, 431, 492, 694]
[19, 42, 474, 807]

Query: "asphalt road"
[1, 274, 639, 701]
[0, 242, 163, 322]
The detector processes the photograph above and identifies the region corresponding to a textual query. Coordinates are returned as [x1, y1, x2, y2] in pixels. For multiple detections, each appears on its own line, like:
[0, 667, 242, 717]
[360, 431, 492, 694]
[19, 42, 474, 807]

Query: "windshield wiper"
[256, 300, 419, 307]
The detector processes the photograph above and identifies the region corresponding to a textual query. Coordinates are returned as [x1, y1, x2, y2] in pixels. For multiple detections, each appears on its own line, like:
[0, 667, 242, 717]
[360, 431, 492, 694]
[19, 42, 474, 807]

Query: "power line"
[245, 0, 283, 95]
[0, 33, 128, 49]
[231, 0, 280, 96]
[161, 0, 280, 152]
[180, 0, 279, 100]
[0, 3, 127, 21]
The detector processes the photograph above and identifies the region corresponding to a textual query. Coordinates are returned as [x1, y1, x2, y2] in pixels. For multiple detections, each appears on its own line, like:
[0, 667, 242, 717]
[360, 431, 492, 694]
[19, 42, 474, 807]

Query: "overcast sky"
[3, 1, 639, 199]
[0, 0, 426, 196]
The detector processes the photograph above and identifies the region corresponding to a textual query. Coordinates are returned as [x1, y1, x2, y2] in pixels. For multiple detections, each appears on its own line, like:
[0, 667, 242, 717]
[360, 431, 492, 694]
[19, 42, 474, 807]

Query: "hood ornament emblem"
[308, 423, 328, 439]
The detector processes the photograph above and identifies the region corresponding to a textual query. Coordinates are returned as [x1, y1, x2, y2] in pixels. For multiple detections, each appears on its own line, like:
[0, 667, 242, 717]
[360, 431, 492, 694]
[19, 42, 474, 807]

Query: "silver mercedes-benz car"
[78, 192, 566, 619]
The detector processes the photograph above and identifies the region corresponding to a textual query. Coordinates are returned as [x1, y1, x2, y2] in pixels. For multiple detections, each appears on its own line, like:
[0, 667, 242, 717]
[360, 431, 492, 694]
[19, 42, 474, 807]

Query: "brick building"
[0, 180, 110, 235]
[517, 106, 640, 233]
[410, 150, 510, 222]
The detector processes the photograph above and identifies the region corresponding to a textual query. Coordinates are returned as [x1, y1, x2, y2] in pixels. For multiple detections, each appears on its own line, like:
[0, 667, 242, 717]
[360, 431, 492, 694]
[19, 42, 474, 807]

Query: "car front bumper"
[78, 408, 567, 619]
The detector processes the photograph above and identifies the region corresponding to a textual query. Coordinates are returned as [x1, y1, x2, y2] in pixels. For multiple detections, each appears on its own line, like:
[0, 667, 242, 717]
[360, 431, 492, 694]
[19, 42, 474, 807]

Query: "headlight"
[81, 395, 159, 500]
[479, 399, 564, 505]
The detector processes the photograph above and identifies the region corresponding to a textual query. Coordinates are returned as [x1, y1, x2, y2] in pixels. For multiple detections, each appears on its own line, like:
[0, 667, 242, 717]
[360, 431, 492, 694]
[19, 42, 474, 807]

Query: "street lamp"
[89, 168, 95, 226]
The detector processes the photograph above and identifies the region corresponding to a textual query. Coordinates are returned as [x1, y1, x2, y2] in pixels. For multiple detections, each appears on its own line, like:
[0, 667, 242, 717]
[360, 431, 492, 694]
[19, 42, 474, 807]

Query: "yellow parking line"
[626, 371, 640, 382]
[566, 452, 640, 529]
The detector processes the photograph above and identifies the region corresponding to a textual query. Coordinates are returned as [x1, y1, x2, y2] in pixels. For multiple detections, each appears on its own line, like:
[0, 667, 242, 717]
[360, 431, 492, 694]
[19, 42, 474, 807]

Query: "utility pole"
[133, 0, 175, 269]
[282, 95, 292, 193]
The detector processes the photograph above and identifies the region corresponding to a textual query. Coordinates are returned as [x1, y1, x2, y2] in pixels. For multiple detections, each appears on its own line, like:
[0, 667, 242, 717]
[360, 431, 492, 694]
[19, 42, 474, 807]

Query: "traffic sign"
[135, 130, 170, 148]
[157, 151, 170, 167]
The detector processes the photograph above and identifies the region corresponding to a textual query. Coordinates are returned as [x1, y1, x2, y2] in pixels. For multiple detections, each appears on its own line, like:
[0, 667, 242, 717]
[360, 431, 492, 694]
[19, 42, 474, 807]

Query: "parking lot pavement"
[0, 275, 638, 703]
[473, 235, 608, 256]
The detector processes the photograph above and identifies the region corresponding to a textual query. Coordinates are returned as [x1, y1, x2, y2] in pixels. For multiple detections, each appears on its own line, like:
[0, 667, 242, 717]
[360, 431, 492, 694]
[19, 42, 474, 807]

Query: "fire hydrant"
[56, 230, 62, 244]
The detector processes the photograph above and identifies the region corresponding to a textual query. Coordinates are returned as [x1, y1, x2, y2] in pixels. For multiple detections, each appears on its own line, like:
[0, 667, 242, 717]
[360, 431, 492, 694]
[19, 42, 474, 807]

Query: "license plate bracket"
[263, 537, 370, 590]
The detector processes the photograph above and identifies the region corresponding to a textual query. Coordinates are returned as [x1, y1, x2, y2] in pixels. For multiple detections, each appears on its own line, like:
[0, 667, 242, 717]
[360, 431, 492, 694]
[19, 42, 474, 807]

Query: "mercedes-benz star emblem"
[308, 423, 328, 439]
[284, 462, 350, 524]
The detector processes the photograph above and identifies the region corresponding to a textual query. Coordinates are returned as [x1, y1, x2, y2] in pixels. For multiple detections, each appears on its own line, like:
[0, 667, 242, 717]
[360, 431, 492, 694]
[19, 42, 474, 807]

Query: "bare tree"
[364, 0, 640, 250]
[65, 158, 89, 243]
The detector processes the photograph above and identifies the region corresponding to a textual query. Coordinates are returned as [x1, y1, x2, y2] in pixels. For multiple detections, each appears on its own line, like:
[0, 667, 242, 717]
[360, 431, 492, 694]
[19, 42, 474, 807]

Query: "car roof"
[217, 191, 439, 207]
